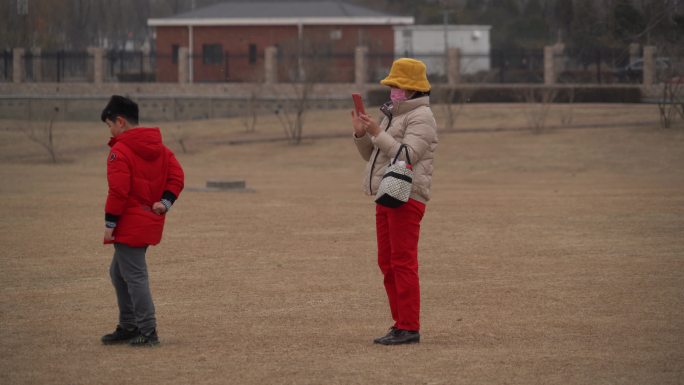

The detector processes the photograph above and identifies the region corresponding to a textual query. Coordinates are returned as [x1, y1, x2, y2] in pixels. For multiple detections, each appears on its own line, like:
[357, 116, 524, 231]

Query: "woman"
[351, 58, 438, 345]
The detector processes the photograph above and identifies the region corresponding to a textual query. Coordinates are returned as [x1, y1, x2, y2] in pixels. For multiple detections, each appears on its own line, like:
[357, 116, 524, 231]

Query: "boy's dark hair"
[101, 95, 139, 125]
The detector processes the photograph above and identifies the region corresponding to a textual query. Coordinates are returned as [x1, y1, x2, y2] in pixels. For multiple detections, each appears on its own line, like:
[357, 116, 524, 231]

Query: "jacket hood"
[109, 127, 163, 161]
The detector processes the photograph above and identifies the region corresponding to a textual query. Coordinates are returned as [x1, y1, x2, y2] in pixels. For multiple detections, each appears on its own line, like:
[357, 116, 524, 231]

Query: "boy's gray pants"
[110, 243, 156, 335]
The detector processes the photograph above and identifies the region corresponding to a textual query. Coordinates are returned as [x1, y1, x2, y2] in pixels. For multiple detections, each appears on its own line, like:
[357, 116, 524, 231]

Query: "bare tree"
[275, 83, 312, 145]
[169, 122, 189, 154]
[440, 86, 464, 131]
[441, 68, 497, 131]
[273, 37, 334, 145]
[240, 85, 261, 133]
[657, 80, 683, 128]
[650, 42, 684, 128]
[559, 86, 576, 127]
[24, 106, 60, 163]
[521, 87, 558, 134]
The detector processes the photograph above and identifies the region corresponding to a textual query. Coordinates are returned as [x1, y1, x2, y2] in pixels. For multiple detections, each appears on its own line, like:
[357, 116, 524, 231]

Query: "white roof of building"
[394, 25, 492, 31]
[148, 1, 414, 27]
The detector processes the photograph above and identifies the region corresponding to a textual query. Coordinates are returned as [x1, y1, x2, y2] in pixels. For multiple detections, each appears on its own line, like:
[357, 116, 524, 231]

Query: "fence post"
[264, 46, 278, 84]
[119, 51, 124, 79]
[178, 47, 189, 84]
[596, 50, 603, 84]
[13, 48, 24, 83]
[355, 46, 368, 85]
[142, 46, 151, 79]
[31, 48, 42, 82]
[3, 50, 9, 80]
[629, 43, 640, 65]
[544, 46, 556, 85]
[642, 45, 656, 87]
[57, 50, 62, 83]
[447, 48, 461, 85]
[553, 43, 565, 74]
[87, 47, 104, 84]
[498, 50, 506, 83]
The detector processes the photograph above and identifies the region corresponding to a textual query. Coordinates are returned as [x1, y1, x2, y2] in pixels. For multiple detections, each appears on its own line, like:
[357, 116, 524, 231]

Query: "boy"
[99, 95, 184, 347]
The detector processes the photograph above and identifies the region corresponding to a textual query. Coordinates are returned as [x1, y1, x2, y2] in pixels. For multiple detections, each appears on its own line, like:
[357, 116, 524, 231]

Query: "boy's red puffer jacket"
[105, 127, 184, 247]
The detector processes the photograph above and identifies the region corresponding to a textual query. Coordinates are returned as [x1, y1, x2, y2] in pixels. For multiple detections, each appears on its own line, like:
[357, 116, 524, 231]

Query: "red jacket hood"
[108, 127, 163, 161]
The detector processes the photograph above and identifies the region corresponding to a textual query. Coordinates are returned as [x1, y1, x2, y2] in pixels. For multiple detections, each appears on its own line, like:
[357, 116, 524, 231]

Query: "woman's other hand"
[358, 113, 381, 137]
[351, 110, 366, 138]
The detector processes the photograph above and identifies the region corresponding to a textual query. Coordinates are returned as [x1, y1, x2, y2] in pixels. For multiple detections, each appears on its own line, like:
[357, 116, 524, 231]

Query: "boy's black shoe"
[128, 329, 160, 347]
[373, 327, 398, 344]
[376, 329, 420, 345]
[101, 326, 139, 345]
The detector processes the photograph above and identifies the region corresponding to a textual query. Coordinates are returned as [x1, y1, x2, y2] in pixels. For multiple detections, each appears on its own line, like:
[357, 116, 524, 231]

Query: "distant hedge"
[366, 85, 642, 106]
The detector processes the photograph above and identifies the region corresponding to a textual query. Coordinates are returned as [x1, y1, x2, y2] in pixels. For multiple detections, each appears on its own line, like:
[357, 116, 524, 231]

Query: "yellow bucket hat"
[380, 58, 431, 92]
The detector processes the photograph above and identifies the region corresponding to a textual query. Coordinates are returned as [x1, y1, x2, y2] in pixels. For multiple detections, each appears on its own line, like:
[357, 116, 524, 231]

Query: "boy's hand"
[152, 202, 167, 215]
[104, 227, 115, 242]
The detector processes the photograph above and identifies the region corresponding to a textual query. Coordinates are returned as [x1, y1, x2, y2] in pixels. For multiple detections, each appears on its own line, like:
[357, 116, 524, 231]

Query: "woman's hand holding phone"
[351, 93, 380, 137]
[351, 93, 367, 137]
[351, 110, 366, 138]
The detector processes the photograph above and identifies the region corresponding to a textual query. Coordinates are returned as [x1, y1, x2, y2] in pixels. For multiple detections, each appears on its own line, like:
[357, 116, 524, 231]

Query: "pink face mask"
[390, 87, 408, 103]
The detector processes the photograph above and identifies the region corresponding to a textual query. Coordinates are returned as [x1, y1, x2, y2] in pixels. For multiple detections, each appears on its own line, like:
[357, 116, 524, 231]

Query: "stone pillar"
[88, 47, 104, 84]
[31, 48, 42, 82]
[544, 45, 556, 85]
[13, 48, 24, 83]
[447, 48, 461, 85]
[629, 43, 640, 65]
[264, 46, 278, 84]
[142, 46, 152, 75]
[553, 43, 565, 73]
[178, 47, 189, 84]
[355, 46, 368, 85]
[642, 45, 656, 87]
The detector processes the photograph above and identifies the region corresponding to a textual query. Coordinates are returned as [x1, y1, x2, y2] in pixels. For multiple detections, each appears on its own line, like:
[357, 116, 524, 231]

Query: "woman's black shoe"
[373, 327, 398, 344]
[376, 329, 420, 345]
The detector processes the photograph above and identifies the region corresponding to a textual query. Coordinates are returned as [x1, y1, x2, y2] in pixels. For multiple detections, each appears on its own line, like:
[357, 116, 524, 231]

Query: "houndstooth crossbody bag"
[375, 144, 413, 208]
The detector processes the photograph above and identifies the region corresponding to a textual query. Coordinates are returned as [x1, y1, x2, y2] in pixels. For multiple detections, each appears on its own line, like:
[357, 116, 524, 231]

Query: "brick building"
[147, 1, 413, 83]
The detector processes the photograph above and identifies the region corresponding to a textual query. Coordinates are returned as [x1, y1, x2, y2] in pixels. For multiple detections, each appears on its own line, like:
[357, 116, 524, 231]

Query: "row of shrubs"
[366, 85, 642, 106]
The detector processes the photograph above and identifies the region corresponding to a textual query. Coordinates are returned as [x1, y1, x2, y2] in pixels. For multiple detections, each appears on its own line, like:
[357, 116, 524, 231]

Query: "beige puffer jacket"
[354, 96, 438, 203]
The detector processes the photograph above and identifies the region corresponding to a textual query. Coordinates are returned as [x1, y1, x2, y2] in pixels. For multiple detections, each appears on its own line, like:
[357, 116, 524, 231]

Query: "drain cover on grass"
[207, 180, 246, 190]
[187, 180, 255, 192]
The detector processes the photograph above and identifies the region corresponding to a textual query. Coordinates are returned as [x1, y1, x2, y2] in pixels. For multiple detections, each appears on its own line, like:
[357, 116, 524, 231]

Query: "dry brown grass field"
[1, 103, 683, 384]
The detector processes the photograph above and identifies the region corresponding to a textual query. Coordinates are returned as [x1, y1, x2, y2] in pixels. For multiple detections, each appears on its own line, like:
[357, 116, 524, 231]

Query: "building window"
[248, 44, 257, 65]
[330, 29, 342, 40]
[203, 44, 223, 64]
[172, 44, 179, 64]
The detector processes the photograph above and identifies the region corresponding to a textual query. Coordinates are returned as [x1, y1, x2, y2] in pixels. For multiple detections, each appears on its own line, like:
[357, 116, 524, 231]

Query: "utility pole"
[17, 0, 29, 47]
[17, 0, 28, 15]
[443, 9, 450, 80]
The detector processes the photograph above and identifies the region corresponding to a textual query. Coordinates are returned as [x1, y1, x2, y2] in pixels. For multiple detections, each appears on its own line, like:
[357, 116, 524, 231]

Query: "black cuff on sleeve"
[161, 190, 178, 204]
[105, 213, 120, 223]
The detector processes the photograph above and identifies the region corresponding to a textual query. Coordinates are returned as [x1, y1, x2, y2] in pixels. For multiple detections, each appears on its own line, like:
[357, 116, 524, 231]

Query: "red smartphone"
[352, 93, 365, 115]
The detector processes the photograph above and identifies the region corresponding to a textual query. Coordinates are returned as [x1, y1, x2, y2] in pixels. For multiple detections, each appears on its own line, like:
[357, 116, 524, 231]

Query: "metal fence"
[105, 51, 155, 82]
[1, 50, 12, 82]
[39, 51, 90, 82]
[1, 48, 680, 84]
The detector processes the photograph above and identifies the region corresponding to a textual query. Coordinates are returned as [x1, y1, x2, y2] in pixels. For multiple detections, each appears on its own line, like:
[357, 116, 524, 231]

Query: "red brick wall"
[155, 26, 188, 82]
[154, 24, 395, 82]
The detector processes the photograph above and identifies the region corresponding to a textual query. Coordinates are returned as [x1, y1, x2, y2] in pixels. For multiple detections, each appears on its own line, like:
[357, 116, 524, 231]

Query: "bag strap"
[391, 144, 412, 166]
